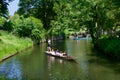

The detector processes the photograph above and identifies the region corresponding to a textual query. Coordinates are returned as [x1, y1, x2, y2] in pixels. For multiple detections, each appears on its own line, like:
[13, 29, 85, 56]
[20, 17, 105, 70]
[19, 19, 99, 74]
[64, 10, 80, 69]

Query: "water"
[0, 39, 120, 80]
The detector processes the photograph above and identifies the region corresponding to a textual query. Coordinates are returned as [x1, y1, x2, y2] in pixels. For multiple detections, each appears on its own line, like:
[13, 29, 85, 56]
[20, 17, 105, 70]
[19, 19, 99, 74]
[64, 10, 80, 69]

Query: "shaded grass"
[0, 30, 33, 61]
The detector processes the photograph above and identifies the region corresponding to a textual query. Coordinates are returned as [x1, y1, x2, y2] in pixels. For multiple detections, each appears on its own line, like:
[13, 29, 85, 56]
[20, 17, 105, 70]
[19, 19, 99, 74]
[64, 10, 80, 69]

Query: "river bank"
[0, 30, 33, 62]
[94, 37, 120, 60]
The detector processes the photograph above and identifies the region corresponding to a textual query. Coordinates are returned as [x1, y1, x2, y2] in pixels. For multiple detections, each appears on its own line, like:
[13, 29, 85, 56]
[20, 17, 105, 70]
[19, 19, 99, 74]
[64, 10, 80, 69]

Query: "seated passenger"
[59, 53, 63, 56]
[62, 51, 67, 56]
[55, 49, 61, 56]
[47, 42, 51, 51]
[59, 51, 63, 56]
[51, 49, 55, 55]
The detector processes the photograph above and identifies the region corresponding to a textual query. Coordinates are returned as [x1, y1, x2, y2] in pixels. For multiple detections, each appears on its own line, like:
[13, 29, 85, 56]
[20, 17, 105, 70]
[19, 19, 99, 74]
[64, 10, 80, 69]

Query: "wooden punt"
[45, 51, 76, 62]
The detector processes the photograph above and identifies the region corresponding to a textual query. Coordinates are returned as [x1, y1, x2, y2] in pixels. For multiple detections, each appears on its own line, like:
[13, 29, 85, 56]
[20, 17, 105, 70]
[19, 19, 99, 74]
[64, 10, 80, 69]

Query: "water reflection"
[1, 39, 120, 80]
[0, 59, 22, 80]
[47, 56, 66, 65]
[46, 55, 80, 80]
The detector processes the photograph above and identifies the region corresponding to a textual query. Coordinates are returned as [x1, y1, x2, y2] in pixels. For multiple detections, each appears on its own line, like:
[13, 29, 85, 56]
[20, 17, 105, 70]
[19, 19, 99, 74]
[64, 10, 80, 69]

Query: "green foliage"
[17, 0, 55, 30]
[116, 30, 120, 38]
[0, 0, 14, 17]
[31, 29, 41, 44]
[0, 16, 13, 31]
[10, 14, 45, 43]
[16, 0, 120, 40]
[29, 17, 43, 30]
[11, 15, 33, 37]
[64, 28, 73, 37]
[0, 17, 6, 29]
[3, 20, 13, 31]
[95, 37, 120, 59]
[11, 14, 41, 36]
[0, 0, 8, 16]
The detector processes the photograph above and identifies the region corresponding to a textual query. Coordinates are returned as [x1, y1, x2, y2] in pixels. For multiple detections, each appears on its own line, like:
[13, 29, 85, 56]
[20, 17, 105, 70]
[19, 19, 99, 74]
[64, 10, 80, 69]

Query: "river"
[0, 39, 120, 80]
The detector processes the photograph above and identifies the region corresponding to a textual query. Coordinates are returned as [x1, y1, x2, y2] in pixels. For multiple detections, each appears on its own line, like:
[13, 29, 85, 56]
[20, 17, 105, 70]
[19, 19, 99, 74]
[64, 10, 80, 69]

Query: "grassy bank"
[0, 30, 33, 61]
[95, 37, 120, 60]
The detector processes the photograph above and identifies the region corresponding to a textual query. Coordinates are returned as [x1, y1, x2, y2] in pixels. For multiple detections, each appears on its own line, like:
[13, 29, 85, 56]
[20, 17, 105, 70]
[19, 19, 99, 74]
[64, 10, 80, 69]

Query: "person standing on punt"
[47, 39, 51, 51]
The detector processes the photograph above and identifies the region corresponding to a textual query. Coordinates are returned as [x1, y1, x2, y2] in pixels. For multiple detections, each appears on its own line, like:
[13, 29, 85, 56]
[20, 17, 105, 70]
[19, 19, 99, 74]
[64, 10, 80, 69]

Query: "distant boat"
[73, 37, 92, 40]
[45, 51, 76, 62]
[73, 37, 80, 40]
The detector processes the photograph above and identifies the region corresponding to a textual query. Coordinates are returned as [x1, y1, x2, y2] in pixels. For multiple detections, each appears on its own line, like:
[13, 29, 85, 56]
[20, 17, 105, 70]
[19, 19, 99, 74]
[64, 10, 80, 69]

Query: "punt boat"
[45, 51, 76, 62]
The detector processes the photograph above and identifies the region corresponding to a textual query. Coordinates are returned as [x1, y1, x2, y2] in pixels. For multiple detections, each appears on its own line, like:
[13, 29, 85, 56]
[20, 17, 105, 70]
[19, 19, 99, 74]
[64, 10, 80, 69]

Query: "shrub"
[0, 17, 6, 29]
[3, 21, 13, 31]
[95, 37, 120, 59]
[10, 14, 45, 40]
[31, 29, 41, 44]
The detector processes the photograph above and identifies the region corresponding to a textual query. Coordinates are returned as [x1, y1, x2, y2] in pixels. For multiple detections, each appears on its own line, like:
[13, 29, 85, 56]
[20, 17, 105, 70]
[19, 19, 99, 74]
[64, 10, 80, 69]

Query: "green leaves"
[17, 0, 55, 30]
[9, 0, 120, 40]
[0, 17, 6, 27]
[10, 14, 45, 42]
[31, 29, 41, 42]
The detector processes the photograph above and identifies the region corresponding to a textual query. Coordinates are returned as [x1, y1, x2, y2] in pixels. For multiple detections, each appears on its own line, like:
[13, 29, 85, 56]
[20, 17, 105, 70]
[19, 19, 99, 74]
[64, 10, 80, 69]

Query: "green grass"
[0, 30, 33, 61]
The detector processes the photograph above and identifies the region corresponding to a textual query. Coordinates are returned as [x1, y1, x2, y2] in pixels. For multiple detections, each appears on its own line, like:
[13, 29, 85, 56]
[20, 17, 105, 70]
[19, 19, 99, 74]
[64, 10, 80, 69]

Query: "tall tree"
[17, 0, 120, 39]
[0, 0, 13, 17]
[17, 0, 56, 30]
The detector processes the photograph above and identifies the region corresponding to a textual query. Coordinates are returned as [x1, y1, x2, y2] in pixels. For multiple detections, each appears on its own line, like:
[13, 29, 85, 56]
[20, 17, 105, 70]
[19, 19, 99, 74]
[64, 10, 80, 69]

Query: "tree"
[10, 14, 45, 43]
[16, 0, 120, 40]
[17, 0, 56, 30]
[0, 0, 14, 17]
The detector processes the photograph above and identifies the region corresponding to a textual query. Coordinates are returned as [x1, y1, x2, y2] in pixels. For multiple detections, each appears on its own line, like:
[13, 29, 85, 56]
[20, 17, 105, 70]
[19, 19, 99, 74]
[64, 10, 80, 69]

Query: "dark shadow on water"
[87, 49, 120, 74]
[46, 55, 77, 64]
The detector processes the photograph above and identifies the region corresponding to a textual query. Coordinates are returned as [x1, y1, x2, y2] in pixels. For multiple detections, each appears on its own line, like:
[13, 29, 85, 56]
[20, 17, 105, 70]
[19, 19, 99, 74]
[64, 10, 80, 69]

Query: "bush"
[3, 21, 13, 32]
[0, 17, 6, 29]
[10, 14, 45, 40]
[116, 30, 120, 38]
[31, 29, 41, 44]
[95, 37, 120, 59]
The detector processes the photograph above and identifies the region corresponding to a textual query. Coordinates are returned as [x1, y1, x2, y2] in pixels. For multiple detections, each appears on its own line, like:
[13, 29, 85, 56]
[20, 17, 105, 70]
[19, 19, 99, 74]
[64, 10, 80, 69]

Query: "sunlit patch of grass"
[0, 30, 33, 61]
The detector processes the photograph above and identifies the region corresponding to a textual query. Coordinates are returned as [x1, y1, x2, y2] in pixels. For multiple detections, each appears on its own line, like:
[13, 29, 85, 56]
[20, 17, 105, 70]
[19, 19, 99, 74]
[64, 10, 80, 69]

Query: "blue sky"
[8, 0, 19, 16]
